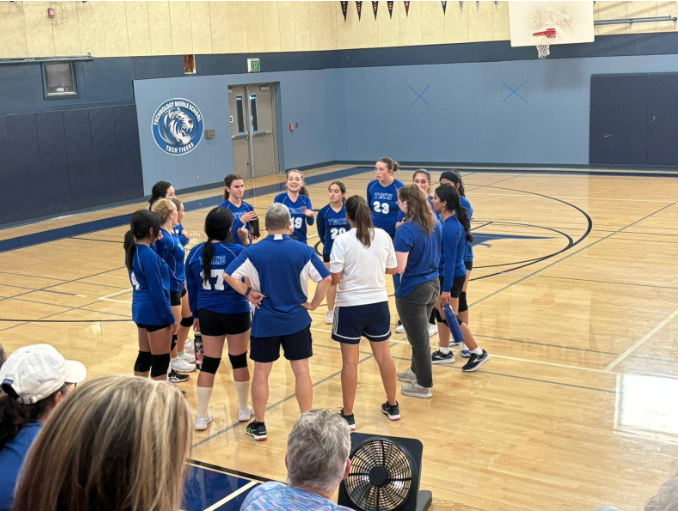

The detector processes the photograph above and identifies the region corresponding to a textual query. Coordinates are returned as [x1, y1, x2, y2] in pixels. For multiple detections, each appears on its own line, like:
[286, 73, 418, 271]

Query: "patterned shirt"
[241, 482, 354, 511]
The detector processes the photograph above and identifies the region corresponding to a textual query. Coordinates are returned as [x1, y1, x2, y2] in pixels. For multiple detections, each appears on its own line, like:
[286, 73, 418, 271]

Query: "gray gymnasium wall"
[133, 69, 340, 195]
[336, 54, 678, 165]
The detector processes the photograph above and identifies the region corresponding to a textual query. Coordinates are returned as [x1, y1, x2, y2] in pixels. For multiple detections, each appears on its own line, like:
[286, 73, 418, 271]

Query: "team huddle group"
[125, 157, 490, 440]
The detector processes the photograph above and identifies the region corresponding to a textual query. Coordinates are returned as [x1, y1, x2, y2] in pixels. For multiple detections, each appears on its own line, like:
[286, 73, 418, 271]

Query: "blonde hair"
[151, 198, 176, 224]
[13, 375, 192, 511]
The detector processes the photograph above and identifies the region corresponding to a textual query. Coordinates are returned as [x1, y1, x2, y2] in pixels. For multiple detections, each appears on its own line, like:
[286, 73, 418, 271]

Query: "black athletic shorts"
[135, 323, 169, 333]
[332, 301, 391, 345]
[250, 325, 313, 363]
[170, 287, 187, 307]
[323, 253, 331, 263]
[465, 260, 473, 271]
[198, 309, 251, 337]
[439, 275, 466, 299]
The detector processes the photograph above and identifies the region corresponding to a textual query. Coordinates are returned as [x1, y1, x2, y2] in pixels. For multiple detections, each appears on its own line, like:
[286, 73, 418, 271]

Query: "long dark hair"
[398, 185, 436, 236]
[439, 170, 466, 197]
[224, 174, 244, 201]
[287, 170, 309, 197]
[201, 208, 235, 285]
[124, 210, 161, 272]
[149, 181, 172, 209]
[0, 384, 68, 450]
[329, 181, 346, 204]
[346, 195, 373, 248]
[435, 184, 473, 243]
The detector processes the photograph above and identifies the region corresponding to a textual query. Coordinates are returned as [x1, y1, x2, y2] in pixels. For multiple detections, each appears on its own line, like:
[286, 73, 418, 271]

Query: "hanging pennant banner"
[441, 1, 447, 14]
[356, 1, 362, 20]
[475, 1, 480, 10]
[404, 1, 410, 16]
[387, 1, 394, 18]
[341, 1, 348, 20]
[459, 1, 464, 12]
[372, 1, 378, 19]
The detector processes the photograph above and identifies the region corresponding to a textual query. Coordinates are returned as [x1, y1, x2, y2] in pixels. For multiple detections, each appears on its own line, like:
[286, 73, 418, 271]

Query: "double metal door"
[228, 84, 279, 178]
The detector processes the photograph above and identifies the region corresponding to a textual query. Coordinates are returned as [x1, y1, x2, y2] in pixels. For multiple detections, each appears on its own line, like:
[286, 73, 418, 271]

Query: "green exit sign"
[247, 58, 260, 73]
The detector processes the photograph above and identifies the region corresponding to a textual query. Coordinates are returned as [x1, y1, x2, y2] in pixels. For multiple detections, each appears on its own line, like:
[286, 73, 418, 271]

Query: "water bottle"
[194, 332, 204, 371]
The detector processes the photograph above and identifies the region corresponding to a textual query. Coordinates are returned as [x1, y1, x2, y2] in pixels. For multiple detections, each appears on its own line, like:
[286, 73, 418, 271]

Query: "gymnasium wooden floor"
[1, 165, 678, 511]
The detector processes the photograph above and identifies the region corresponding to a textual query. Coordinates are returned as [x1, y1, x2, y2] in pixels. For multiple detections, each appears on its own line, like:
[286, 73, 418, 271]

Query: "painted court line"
[604, 307, 678, 372]
[203, 481, 258, 511]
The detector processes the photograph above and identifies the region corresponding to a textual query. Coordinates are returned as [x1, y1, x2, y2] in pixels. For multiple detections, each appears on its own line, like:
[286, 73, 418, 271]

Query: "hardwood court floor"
[1, 166, 678, 511]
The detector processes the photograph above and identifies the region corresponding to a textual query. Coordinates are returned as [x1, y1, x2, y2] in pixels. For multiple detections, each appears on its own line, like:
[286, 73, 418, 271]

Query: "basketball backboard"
[509, 1, 595, 47]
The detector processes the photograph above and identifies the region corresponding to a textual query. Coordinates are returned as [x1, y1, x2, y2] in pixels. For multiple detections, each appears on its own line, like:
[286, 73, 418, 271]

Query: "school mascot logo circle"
[152, 98, 204, 156]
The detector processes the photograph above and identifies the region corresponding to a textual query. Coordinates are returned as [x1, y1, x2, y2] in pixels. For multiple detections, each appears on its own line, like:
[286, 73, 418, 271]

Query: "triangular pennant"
[475, 1, 480, 10]
[404, 1, 410, 16]
[372, 1, 378, 19]
[341, 1, 348, 20]
[441, 1, 447, 14]
[387, 1, 393, 17]
[356, 1, 362, 21]
[494, 0, 498, 7]
[459, 1, 463, 12]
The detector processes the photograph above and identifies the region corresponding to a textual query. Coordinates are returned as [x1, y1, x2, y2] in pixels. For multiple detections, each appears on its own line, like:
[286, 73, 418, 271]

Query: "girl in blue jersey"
[367, 157, 405, 239]
[220, 174, 259, 245]
[124, 210, 177, 382]
[152, 199, 194, 382]
[316, 181, 349, 325]
[171, 198, 190, 247]
[186, 207, 253, 431]
[274, 170, 314, 244]
[431, 185, 490, 372]
[148, 180, 175, 210]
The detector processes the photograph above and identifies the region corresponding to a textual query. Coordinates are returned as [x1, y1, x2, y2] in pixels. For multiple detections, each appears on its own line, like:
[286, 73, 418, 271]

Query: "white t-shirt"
[330, 228, 397, 307]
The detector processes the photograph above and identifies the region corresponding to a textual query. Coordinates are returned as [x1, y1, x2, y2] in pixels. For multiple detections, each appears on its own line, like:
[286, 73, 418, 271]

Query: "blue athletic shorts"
[332, 301, 391, 345]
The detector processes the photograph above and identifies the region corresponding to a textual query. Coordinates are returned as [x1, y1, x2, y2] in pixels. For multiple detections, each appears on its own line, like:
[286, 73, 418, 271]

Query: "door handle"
[604, 134, 613, 138]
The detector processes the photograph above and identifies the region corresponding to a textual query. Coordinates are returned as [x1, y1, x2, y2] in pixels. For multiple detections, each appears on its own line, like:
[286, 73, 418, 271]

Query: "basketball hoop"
[533, 28, 556, 59]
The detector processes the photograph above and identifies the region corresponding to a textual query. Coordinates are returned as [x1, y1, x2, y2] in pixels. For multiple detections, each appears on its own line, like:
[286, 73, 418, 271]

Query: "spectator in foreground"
[241, 409, 353, 511]
[12, 375, 192, 511]
[645, 471, 678, 511]
[0, 344, 86, 511]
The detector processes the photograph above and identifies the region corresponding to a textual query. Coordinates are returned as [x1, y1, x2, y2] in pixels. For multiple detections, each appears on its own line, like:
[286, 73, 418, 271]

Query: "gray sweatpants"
[395, 278, 440, 388]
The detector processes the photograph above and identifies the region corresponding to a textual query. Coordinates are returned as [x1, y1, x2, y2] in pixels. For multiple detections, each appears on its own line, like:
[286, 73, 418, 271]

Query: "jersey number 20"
[330, 228, 346, 239]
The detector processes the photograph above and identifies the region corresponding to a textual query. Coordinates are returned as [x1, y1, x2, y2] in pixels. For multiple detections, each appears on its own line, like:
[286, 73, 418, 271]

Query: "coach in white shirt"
[329, 195, 400, 431]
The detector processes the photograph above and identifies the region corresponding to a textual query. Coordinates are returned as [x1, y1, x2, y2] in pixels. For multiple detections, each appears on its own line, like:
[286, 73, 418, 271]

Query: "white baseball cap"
[0, 344, 87, 404]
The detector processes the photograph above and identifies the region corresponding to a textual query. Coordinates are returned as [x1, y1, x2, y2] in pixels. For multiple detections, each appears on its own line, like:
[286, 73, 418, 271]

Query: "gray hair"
[646, 472, 678, 511]
[265, 203, 291, 231]
[286, 409, 350, 492]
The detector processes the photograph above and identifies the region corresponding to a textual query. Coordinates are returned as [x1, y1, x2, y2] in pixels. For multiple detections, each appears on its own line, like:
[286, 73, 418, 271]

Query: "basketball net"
[533, 28, 556, 59]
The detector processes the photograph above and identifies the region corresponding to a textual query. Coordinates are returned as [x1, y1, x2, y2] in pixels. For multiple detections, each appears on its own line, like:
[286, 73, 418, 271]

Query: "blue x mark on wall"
[502, 81, 527, 103]
[408, 85, 431, 107]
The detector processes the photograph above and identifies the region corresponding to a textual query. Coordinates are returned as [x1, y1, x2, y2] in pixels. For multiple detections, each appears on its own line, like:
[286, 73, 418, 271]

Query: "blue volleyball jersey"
[154, 228, 186, 292]
[460, 195, 474, 262]
[316, 203, 350, 255]
[274, 193, 314, 244]
[173, 223, 189, 247]
[393, 221, 442, 299]
[129, 244, 175, 326]
[439, 216, 468, 292]
[367, 179, 405, 236]
[225, 234, 330, 337]
[185, 242, 251, 317]
[396, 195, 441, 224]
[219, 199, 256, 246]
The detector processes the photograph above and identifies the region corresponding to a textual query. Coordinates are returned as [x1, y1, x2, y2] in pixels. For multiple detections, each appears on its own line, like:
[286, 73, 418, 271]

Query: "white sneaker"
[184, 338, 194, 354]
[428, 324, 439, 337]
[172, 357, 196, 373]
[238, 405, 254, 422]
[325, 310, 334, 325]
[195, 413, 213, 431]
[401, 382, 433, 399]
[397, 368, 416, 383]
[396, 323, 406, 333]
[181, 352, 196, 364]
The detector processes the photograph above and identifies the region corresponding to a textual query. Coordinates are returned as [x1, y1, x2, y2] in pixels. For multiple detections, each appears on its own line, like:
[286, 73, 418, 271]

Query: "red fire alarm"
[289, 122, 295, 131]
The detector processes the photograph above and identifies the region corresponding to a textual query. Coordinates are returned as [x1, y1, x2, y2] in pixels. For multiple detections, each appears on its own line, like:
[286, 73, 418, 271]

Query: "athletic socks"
[197, 386, 213, 418]
[234, 380, 250, 410]
[439, 347, 451, 355]
[471, 347, 483, 356]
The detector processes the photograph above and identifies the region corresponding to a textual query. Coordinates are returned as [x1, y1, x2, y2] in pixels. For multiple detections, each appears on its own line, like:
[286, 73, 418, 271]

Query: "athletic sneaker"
[428, 324, 438, 337]
[195, 413, 213, 431]
[401, 382, 432, 399]
[462, 350, 491, 372]
[168, 369, 189, 383]
[172, 357, 196, 373]
[432, 350, 455, 365]
[381, 402, 401, 421]
[397, 368, 416, 383]
[181, 352, 196, 364]
[246, 421, 267, 441]
[339, 409, 356, 431]
[396, 324, 406, 333]
[238, 405, 254, 422]
[460, 343, 471, 358]
[325, 310, 334, 325]
[184, 338, 194, 354]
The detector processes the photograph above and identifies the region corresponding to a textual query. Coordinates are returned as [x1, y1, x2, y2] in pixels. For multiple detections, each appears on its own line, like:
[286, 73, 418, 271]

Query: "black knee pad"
[201, 356, 222, 374]
[433, 308, 448, 326]
[171, 334, 177, 352]
[458, 317, 463, 326]
[459, 292, 468, 313]
[428, 309, 437, 325]
[180, 316, 194, 327]
[134, 351, 152, 373]
[150, 353, 171, 377]
[228, 352, 248, 370]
